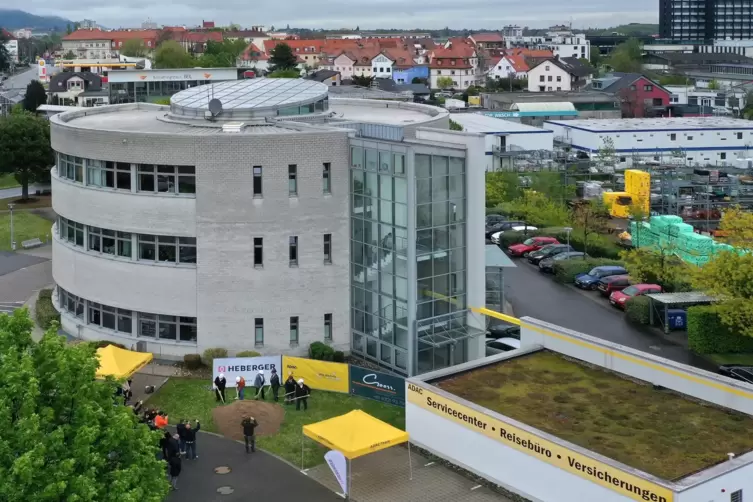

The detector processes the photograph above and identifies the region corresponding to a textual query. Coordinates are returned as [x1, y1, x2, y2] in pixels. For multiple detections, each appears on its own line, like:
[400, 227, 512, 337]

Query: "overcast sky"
[16, 0, 659, 30]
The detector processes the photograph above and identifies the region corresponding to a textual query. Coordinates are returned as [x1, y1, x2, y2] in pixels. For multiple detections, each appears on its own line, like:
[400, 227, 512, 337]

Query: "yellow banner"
[407, 384, 673, 502]
[282, 356, 350, 393]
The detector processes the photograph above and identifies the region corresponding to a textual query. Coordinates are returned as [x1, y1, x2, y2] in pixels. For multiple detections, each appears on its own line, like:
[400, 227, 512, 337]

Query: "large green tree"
[153, 40, 195, 69]
[120, 39, 146, 57]
[0, 309, 169, 501]
[607, 38, 643, 73]
[0, 33, 10, 72]
[268, 42, 298, 71]
[23, 80, 48, 112]
[0, 112, 54, 199]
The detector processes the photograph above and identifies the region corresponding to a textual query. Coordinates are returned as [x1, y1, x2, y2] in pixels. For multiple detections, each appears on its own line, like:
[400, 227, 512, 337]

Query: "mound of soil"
[212, 401, 285, 441]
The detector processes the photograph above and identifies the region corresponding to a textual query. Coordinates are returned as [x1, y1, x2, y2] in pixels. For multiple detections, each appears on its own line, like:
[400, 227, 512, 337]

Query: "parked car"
[596, 275, 631, 297]
[539, 251, 587, 273]
[719, 365, 753, 384]
[490, 226, 538, 244]
[485, 337, 521, 356]
[486, 323, 521, 339]
[486, 214, 507, 226]
[609, 284, 662, 309]
[508, 236, 560, 257]
[485, 221, 525, 240]
[527, 244, 574, 265]
[574, 266, 628, 290]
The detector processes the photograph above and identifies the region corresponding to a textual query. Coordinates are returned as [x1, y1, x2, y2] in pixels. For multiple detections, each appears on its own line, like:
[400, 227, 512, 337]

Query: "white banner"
[212, 356, 282, 388]
[324, 450, 348, 496]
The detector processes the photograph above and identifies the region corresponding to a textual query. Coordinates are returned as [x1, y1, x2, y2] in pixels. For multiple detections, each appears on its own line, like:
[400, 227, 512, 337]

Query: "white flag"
[324, 450, 348, 495]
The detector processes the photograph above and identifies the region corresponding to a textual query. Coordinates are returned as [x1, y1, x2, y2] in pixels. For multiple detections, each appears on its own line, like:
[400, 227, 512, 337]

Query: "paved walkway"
[165, 432, 341, 502]
[307, 447, 514, 502]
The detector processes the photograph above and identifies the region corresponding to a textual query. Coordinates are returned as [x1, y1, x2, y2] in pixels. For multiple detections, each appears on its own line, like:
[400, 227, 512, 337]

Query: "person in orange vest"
[236, 375, 246, 400]
[154, 411, 169, 429]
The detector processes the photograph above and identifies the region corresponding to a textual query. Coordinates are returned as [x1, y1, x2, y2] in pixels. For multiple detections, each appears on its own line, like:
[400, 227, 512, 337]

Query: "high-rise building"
[660, 0, 753, 41]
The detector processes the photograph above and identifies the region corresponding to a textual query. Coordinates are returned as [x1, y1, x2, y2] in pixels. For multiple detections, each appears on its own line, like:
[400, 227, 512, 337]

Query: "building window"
[253, 237, 263, 266]
[290, 316, 299, 344]
[323, 233, 332, 264]
[136, 235, 196, 264]
[87, 226, 131, 257]
[289, 236, 298, 266]
[630, 85, 636, 91]
[687, 136, 693, 141]
[254, 318, 264, 345]
[644, 84, 653, 91]
[87, 160, 131, 190]
[253, 166, 263, 196]
[539, 75, 544, 82]
[556, 76, 561, 82]
[323, 162, 331, 194]
[324, 313, 332, 341]
[670, 133, 677, 141]
[731, 490, 742, 502]
[545, 66, 550, 71]
[288, 164, 298, 196]
[58, 153, 84, 183]
[547, 76, 552, 81]
[137, 165, 195, 194]
[59, 217, 84, 247]
[721, 152, 727, 160]
[738, 132, 743, 139]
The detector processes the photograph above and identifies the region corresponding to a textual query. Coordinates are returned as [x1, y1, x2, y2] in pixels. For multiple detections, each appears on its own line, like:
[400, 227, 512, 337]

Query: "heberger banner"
[212, 356, 282, 388]
[324, 450, 348, 495]
[282, 356, 349, 393]
[350, 366, 406, 407]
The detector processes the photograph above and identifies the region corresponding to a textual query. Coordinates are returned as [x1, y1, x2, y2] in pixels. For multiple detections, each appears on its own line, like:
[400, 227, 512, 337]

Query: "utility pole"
[8, 203, 15, 251]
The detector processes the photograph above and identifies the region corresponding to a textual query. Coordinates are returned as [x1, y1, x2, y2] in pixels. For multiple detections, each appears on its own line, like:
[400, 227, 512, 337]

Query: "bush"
[236, 350, 262, 357]
[688, 306, 753, 354]
[92, 340, 127, 350]
[333, 350, 345, 363]
[309, 341, 335, 361]
[35, 288, 59, 330]
[202, 347, 228, 366]
[552, 258, 624, 284]
[625, 296, 651, 325]
[496, 226, 565, 249]
[183, 354, 203, 370]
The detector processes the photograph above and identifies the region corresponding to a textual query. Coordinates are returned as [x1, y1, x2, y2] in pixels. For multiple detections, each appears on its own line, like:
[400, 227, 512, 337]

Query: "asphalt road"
[2, 66, 59, 91]
[502, 258, 716, 371]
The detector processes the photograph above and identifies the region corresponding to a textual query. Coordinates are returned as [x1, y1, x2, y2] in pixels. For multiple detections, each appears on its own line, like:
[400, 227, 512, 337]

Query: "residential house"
[504, 48, 554, 69]
[488, 54, 529, 80]
[527, 57, 592, 92]
[590, 73, 671, 118]
[263, 39, 324, 67]
[237, 43, 269, 73]
[429, 41, 480, 89]
[371, 52, 394, 78]
[329, 52, 357, 79]
[61, 29, 114, 59]
[48, 71, 103, 106]
[353, 48, 380, 77]
[2, 29, 18, 63]
[468, 33, 505, 50]
[504, 27, 590, 61]
[305, 69, 341, 86]
[109, 30, 159, 54]
[177, 31, 223, 55]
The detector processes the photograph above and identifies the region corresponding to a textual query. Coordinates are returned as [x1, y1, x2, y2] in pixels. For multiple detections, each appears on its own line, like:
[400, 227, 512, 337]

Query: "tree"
[153, 40, 195, 69]
[23, 80, 48, 112]
[606, 38, 643, 73]
[267, 69, 300, 78]
[589, 46, 602, 67]
[596, 137, 616, 165]
[571, 200, 610, 257]
[62, 50, 76, 60]
[485, 171, 519, 208]
[352, 75, 374, 87]
[0, 33, 9, 72]
[268, 42, 298, 71]
[0, 309, 170, 501]
[707, 79, 720, 90]
[120, 39, 146, 57]
[0, 112, 54, 199]
[620, 247, 688, 291]
[66, 23, 72, 35]
[197, 39, 247, 67]
[659, 74, 688, 86]
[436, 76, 454, 90]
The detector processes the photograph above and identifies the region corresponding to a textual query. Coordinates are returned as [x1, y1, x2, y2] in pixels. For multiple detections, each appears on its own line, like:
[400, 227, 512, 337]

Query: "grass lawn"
[148, 378, 405, 468]
[436, 350, 753, 481]
[0, 195, 52, 209]
[708, 353, 753, 366]
[0, 174, 20, 189]
[0, 212, 52, 251]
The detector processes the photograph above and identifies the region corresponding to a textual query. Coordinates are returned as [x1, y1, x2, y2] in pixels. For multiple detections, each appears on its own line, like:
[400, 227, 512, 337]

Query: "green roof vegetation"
[436, 350, 753, 481]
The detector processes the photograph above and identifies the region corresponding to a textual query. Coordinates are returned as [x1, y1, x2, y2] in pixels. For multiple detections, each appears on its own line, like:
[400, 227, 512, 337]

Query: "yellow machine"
[603, 169, 650, 218]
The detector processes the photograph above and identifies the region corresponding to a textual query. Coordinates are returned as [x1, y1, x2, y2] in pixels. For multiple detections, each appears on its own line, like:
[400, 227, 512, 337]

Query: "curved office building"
[51, 77, 484, 375]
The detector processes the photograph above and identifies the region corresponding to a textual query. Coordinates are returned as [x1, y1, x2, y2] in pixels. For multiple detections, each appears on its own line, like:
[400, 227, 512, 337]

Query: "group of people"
[158, 418, 201, 490]
[213, 370, 311, 409]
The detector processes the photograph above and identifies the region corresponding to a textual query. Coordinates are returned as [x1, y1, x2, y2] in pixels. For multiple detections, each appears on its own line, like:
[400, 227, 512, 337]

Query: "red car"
[609, 284, 662, 310]
[508, 237, 560, 257]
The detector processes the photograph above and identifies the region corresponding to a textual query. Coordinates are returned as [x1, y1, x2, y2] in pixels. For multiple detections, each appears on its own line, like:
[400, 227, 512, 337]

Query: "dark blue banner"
[349, 366, 405, 407]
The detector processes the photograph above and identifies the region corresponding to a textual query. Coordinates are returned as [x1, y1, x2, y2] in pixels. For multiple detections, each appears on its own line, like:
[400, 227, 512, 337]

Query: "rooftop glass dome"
[169, 78, 330, 120]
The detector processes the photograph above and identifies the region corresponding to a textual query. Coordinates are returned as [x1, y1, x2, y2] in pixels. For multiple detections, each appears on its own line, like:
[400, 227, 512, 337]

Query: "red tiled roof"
[63, 28, 159, 43]
[63, 29, 110, 41]
[263, 38, 324, 54]
[241, 43, 268, 61]
[470, 33, 504, 43]
[179, 31, 223, 43]
[505, 48, 554, 59]
[2, 28, 16, 40]
[383, 47, 416, 68]
[430, 47, 473, 69]
[506, 54, 529, 72]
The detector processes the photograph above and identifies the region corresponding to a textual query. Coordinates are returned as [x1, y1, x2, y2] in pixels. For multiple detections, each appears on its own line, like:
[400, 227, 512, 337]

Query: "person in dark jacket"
[270, 368, 281, 402]
[241, 415, 258, 453]
[295, 378, 311, 411]
[168, 454, 182, 490]
[284, 374, 296, 404]
[160, 431, 180, 460]
[253, 370, 265, 400]
[183, 419, 201, 459]
[176, 419, 187, 455]
[214, 373, 227, 402]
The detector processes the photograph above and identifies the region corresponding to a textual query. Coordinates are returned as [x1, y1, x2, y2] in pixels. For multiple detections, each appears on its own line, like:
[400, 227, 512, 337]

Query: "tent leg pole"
[301, 433, 304, 471]
[346, 458, 351, 500]
[409, 442, 413, 481]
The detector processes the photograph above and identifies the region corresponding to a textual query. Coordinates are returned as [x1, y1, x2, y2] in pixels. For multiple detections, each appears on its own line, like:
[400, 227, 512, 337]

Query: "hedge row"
[625, 296, 651, 325]
[309, 341, 345, 362]
[687, 306, 753, 354]
[498, 229, 621, 260]
[35, 288, 60, 330]
[183, 344, 344, 369]
[552, 258, 624, 284]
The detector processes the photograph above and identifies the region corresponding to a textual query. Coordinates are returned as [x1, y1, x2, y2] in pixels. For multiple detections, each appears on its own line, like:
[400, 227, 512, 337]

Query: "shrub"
[688, 306, 753, 354]
[309, 341, 335, 361]
[625, 296, 651, 325]
[236, 350, 262, 357]
[552, 258, 623, 284]
[497, 229, 542, 249]
[35, 288, 59, 330]
[202, 347, 228, 366]
[92, 340, 127, 350]
[183, 354, 203, 370]
[333, 350, 345, 363]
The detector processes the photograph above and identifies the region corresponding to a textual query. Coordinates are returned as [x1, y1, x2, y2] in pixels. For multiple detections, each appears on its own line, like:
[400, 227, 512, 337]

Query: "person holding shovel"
[214, 373, 227, 403]
[270, 368, 281, 402]
[295, 378, 311, 411]
[253, 370, 266, 400]
[235, 376, 246, 400]
[284, 373, 296, 405]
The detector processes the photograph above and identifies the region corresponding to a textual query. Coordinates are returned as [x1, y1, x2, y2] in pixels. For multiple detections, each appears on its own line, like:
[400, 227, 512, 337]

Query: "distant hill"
[585, 23, 659, 37]
[0, 9, 72, 32]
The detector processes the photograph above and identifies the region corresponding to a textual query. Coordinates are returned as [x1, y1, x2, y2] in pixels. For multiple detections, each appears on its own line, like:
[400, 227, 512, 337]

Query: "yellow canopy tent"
[95, 345, 153, 379]
[302, 410, 411, 498]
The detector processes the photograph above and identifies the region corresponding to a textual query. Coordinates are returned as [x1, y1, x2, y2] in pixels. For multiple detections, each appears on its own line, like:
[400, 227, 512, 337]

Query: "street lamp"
[8, 203, 15, 251]
[563, 226, 573, 251]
